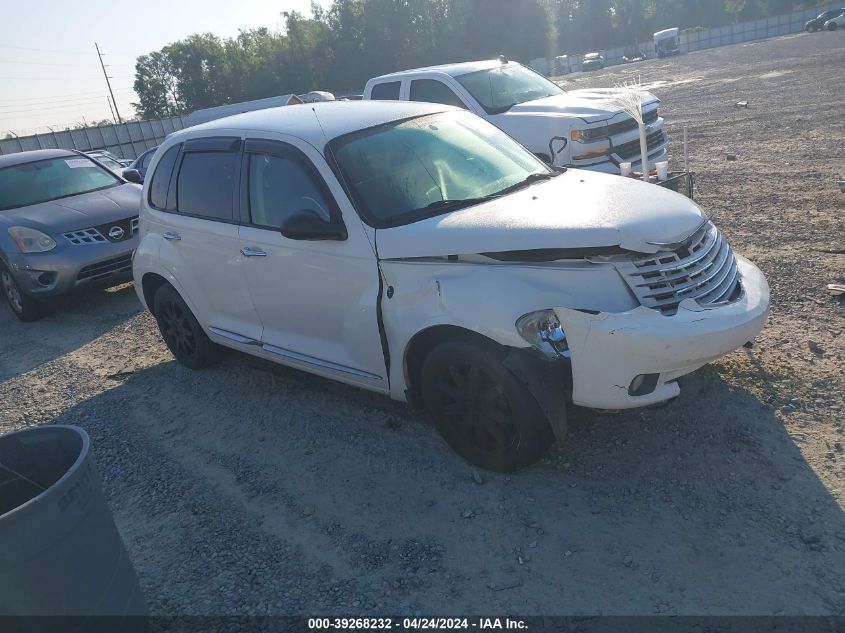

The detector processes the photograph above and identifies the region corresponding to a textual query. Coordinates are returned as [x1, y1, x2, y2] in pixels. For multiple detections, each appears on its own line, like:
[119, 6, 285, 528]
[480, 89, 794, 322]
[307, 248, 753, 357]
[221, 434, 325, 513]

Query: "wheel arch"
[141, 272, 169, 316]
[402, 324, 501, 408]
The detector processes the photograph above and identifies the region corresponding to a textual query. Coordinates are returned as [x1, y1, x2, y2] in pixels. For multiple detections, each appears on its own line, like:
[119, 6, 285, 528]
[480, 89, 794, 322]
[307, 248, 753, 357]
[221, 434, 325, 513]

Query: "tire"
[0, 262, 47, 322]
[829, 22, 838, 31]
[420, 339, 554, 472]
[153, 284, 218, 369]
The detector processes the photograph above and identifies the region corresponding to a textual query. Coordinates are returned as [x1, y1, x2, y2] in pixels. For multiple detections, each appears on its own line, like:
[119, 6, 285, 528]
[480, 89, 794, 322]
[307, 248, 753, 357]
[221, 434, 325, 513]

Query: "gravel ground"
[2, 31, 845, 617]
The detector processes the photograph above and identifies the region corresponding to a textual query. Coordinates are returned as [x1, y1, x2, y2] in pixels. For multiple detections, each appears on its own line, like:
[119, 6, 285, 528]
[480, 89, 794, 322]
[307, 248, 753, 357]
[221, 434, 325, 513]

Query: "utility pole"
[106, 96, 117, 124]
[95, 42, 122, 123]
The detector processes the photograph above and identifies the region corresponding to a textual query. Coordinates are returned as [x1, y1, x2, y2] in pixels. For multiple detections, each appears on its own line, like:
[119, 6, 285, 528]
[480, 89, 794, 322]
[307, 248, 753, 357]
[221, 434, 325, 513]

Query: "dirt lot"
[2, 32, 844, 616]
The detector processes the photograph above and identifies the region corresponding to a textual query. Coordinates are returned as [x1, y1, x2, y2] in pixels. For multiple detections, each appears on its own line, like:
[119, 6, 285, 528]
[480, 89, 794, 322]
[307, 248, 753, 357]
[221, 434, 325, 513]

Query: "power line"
[0, 98, 126, 114]
[0, 74, 125, 81]
[0, 58, 135, 67]
[0, 95, 126, 109]
[0, 43, 137, 56]
[0, 88, 134, 104]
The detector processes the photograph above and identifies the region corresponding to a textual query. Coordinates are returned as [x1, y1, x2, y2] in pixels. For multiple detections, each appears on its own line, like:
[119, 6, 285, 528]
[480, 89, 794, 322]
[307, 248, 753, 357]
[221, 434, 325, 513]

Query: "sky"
[0, 0, 327, 136]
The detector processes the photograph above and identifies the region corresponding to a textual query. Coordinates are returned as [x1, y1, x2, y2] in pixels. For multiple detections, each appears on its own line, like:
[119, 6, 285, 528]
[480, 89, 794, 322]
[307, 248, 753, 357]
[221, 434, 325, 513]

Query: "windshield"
[331, 111, 553, 228]
[0, 156, 120, 211]
[91, 154, 123, 171]
[456, 64, 564, 115]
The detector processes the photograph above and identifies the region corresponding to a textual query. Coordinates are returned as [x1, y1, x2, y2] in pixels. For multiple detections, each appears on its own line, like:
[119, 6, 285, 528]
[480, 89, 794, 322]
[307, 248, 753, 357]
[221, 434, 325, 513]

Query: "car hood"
[375, 170, 706, 259]
[505, 88, 659, 123]
[0, 184, 142, 234]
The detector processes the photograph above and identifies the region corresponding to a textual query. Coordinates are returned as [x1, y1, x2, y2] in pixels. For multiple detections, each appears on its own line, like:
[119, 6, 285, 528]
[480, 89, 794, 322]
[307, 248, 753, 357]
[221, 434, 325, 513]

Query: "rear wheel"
[1, 263, 46, 322]
[153, 284, 217, 369]
[420, 339, 554, 472]
[829, 22, 838, 30]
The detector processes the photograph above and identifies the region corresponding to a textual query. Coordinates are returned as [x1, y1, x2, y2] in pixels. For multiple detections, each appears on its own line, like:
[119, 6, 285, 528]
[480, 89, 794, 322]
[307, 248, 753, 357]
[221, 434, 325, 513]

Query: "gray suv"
[0, 149, 142, 321]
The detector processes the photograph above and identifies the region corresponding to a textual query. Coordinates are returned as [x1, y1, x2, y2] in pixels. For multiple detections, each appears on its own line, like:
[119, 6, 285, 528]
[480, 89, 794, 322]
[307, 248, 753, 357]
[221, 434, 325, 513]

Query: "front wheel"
[420, 339, 554, 472]
[829, 22, 838, 30]
[153, 284, 218, 369]
[1, 263, 47, 322]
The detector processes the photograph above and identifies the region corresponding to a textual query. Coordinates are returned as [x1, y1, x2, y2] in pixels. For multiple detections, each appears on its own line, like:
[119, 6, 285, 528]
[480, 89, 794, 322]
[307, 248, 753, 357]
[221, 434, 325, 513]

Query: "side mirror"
[280, 210, 347, 241]
[123, 168, 143, 185]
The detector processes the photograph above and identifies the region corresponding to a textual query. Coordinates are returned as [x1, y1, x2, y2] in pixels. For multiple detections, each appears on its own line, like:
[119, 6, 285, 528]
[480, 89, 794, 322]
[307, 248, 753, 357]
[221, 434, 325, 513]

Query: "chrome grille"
[63, 216, 139, 245]
[64, 228, 107, 245]
[616, 223, 742, 314]
[611, 129, 667, 161]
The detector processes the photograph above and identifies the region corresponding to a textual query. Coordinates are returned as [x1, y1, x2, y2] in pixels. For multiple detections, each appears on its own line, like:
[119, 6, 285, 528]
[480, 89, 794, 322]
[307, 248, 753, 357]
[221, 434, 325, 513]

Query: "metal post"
[95, 43, 122, 124]
[106, 97, 117, 125]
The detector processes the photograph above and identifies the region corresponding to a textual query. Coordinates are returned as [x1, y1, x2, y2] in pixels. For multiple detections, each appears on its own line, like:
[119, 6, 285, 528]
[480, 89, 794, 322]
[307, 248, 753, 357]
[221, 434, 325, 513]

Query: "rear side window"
[176, 151, 237, 221]
[148, 145, 180, 210]
[409, 79, 467, 109]
[370, 81, 401, 100]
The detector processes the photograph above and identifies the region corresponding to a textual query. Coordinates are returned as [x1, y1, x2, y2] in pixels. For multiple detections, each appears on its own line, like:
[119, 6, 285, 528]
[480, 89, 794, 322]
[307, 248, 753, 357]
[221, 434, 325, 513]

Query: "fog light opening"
[628, 373, 660, 397]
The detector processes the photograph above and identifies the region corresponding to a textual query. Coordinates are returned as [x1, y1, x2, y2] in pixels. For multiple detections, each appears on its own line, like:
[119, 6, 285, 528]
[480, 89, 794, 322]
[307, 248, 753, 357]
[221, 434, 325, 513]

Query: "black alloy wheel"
[420, 339, 555, 472]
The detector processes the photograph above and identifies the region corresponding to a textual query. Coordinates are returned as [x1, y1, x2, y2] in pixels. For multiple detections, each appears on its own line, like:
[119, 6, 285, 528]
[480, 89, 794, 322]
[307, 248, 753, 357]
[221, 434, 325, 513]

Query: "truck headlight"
[8, 227, 57, 253]
[571, 126, 607, 143]
[516, 309, 569, 359]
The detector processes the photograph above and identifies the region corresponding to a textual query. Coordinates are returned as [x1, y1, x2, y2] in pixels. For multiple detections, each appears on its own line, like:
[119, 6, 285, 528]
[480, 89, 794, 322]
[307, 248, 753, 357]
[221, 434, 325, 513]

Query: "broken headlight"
[516, 309, 569, 359]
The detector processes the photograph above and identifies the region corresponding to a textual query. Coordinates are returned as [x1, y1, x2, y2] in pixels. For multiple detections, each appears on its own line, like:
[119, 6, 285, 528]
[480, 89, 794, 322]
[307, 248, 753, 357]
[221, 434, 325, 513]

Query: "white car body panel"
[375, 169, 705, 259]
[236, 131, 387, 389]
[132, 101, 769, 414]
[363, 61, 669, 172]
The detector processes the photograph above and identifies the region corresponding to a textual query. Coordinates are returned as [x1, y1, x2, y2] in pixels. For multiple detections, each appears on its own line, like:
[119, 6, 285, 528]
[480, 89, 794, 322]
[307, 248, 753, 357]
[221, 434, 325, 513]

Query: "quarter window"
[247, 151, 333, 229]
[370, 81, 401, 100]
[148, 145, 180, 210]
[176, 151, 237, 220]
[409, 79, 467, 109]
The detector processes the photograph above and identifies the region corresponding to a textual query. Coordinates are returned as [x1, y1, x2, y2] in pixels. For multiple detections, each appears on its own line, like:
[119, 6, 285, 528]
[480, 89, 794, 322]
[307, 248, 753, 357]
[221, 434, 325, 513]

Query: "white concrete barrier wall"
[0, 116, 186, 160]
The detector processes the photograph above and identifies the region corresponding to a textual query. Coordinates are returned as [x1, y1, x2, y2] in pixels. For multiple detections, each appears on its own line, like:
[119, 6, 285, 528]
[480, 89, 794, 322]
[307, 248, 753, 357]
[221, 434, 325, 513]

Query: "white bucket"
[620, 162, 632, 177]
[656, 161, 669, 182]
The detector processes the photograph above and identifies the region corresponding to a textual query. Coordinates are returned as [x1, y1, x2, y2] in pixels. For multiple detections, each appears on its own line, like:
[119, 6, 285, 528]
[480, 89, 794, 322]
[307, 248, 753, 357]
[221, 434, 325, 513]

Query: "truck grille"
[615, 223, 742, 315]
[611, 129, 666, 162]
[76, 254, 133, 282]
[605, 108, 659, 138]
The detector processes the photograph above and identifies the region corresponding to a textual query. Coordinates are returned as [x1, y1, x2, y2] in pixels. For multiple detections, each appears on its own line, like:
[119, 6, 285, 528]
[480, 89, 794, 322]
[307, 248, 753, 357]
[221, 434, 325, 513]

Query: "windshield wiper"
[493, 172, 558, 196]
[424, 196, 497, 212]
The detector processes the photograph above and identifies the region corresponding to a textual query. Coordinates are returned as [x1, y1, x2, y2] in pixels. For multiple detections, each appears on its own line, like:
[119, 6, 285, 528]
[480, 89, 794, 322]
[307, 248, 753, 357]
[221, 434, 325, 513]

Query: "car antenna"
[498, 54, 508, 64]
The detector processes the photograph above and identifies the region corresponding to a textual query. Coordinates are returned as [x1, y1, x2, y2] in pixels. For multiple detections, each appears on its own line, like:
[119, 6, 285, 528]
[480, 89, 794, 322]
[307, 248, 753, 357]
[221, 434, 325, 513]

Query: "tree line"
[133, 0, 823, 119]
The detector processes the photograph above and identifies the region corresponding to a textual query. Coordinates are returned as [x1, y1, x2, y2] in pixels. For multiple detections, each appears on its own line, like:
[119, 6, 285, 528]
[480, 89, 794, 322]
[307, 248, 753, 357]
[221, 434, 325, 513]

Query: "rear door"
[236, 134, 388, 391]
[152, 135, 264, 343]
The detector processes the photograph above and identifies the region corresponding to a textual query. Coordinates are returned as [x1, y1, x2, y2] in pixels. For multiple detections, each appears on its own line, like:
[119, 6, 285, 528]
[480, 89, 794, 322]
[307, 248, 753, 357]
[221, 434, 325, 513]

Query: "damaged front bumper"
[556, 255, 769, 409]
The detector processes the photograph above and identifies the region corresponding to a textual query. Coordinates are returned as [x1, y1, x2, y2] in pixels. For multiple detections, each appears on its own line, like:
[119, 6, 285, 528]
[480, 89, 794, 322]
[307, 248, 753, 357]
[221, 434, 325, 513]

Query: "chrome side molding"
[262, 343, 383, 381]
[207, 327, 383, 381]
[208, 327, 260, 345]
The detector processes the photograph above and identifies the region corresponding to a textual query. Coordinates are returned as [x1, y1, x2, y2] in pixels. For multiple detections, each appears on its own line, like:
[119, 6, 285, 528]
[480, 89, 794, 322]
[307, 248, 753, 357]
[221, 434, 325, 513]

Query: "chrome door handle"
[163, 232, 181, 241]
[240, 247, 267, 258]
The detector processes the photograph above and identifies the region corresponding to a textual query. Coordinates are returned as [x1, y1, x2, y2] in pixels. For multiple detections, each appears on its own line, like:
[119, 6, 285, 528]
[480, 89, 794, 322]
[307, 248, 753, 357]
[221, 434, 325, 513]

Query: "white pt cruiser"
[133, 101, 769, 472]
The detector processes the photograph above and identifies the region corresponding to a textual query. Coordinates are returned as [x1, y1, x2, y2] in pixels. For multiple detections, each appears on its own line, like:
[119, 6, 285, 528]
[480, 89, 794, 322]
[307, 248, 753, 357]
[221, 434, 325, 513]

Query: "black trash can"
[0, 424, 146, 618]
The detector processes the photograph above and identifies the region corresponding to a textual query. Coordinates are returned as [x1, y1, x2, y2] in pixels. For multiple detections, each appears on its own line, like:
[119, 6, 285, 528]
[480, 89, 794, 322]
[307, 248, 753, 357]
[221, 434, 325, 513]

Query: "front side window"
[247, 151, 332, 229]
[456, 64, 564, 115]
[176, 151, 237, 220]
[409, 79, 467, 109]
[0, 156, 120, 211]
[331, 110, 552, 228]
[370, 81, 401, 100]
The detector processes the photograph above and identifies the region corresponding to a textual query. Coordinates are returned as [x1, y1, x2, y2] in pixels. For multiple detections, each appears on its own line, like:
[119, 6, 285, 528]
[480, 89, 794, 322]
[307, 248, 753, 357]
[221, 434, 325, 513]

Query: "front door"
[236, 135, 388, 391]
